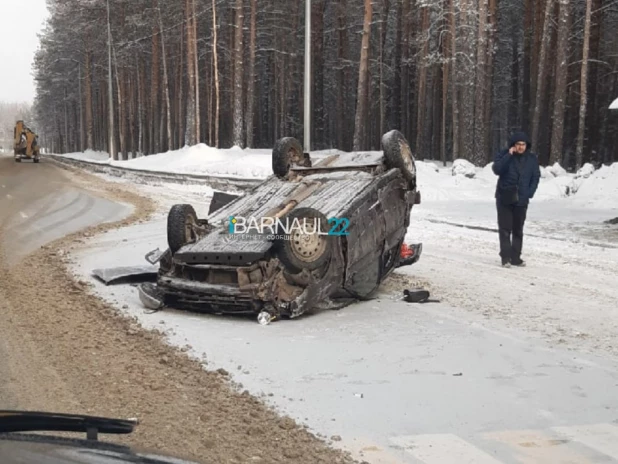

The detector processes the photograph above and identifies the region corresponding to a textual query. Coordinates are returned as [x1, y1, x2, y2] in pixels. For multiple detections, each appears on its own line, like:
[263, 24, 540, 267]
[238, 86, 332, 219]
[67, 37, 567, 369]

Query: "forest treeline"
[33, 0, 618, 169]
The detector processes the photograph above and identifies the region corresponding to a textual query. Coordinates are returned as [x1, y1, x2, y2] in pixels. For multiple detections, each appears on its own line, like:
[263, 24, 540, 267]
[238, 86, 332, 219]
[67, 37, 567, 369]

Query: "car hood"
[0, 433, 202, 464]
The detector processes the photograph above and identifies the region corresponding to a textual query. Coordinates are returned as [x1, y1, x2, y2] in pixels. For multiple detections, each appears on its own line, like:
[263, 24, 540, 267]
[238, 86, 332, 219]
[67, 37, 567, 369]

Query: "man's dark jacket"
[492, 132, 541, 207]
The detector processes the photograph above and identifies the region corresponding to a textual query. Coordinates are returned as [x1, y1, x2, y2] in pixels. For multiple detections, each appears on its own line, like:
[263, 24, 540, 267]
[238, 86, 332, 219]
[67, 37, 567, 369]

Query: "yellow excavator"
[14, 120, 40, 163]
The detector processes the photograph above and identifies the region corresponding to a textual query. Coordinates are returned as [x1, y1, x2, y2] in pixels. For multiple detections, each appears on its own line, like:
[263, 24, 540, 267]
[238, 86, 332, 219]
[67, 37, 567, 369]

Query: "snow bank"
[452, 158, 476, 178]
[610, 97, 618, 110]
[547, 162, 568, 177]
[118, 144, 275, 178]
[570, 163, 618, 208]
[535, 162, 618, 208]
[55, 144, 618, 210]
[58, 145, 275, 179]
[416, 160, 439, 174]
[477, 163, 497, 182]
[57, 145, 345, 179]
[540, 166, 552, 178]
[61, 150, 110, 163]
[575, 163, 595, 179]
[534, 175, 574, 200]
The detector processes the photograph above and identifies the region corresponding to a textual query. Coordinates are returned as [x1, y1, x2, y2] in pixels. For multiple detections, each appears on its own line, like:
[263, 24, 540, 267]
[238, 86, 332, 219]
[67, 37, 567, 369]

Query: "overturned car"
[138, 130, 421, 323]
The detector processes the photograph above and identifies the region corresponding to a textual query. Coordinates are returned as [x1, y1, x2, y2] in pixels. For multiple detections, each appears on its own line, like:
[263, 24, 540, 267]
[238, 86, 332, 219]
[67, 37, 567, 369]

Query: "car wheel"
[167, 204, 199, 253]
[33, 158, 40, 163]
[381, 130, 416, 189]
[275, 207, 332, 273]
[272, 137, 309, 178]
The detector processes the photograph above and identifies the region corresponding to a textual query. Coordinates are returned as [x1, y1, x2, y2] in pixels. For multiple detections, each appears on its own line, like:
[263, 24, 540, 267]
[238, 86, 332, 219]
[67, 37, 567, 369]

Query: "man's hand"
[509, 146, 516, 155]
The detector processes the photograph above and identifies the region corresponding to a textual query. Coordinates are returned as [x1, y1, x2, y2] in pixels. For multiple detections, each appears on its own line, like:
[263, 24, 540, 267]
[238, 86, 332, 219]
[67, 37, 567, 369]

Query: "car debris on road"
[137, 130, 422, 323]
[402, 288, 431, 303]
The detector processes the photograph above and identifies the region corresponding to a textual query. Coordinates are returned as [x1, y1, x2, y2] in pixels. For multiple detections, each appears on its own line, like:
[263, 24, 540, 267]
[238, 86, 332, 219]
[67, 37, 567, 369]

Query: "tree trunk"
[530, 0, 544, 127]
[508, 38, 519, 133]
[458, 0, 476, 162]
[232, 0, 244, 147]
[112, 48, 125, 160]
[192, 0, 200, 143]
[449, 0, 459, 159]
[522, 0, 533, 129]
[209, 52, 214, 145]
[137, 55, 144, 156]
[313, 0, 326, 149]
[336, 0, 349, 150]
[285, 1, 301, 136]
[531, 0, 554, 153]
[576, 0, 592, 169]
[379, 0, 389, 141]
[431, 68, 441, 160]
[415, 6, 429, 158]
[212, 0, 220, 147]
[352, 0, 373, 151]
[185, 0, 197, 146]
[441, 0, 449, 166]
[484, 0, 497, 162]
[156, 0, 172, 152]
[85, 51, 94, 150]
[549, 0, 569, 164]
[474, 0, 488, 159]
[391, 0, 402, 133]
[401, 1, 412, 138]
[128, 73, 135, 158]
[150, 1, 160, 154]
[586, 0, 602, 163]
[246, 0, 257, 147]
[177, 25, 184, 148]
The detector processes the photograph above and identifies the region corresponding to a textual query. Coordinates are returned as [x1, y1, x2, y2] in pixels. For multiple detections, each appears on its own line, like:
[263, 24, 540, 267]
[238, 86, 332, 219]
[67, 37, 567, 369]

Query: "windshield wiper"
[0, 410, 139, 441]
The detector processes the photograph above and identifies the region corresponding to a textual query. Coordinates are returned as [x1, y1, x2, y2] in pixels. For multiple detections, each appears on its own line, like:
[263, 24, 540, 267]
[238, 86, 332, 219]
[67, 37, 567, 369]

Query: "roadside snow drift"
[55, 145, 618, 209]
[452, 159, 476, 178]
[59, 145, 276, 179]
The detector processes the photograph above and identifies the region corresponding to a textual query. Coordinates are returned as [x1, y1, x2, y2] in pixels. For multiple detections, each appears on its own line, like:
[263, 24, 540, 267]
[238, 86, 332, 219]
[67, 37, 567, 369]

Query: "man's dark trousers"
[497, 200, 528, 264]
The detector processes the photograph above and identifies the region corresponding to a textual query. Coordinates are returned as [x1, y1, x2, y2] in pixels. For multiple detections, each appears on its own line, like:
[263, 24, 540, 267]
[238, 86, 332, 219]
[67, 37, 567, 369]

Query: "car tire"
[167, 204, 199, 253]
[275, 207, 332, 273]
[272, 137, 310, 178]
[381, 130, 416, 189]
[33, 158, 39, 163]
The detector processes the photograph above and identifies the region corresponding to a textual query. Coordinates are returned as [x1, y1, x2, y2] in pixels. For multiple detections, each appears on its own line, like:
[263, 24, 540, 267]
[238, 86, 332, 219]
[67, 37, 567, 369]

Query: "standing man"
[492, 132, 541, 267]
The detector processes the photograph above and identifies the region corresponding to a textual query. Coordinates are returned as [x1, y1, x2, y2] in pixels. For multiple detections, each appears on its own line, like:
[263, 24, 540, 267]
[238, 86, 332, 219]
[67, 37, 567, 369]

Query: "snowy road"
[0, 155, 131, 264]
[0, 156, 353, 463]
[0, 154, 129, 406]
[62, 164, 618, 463]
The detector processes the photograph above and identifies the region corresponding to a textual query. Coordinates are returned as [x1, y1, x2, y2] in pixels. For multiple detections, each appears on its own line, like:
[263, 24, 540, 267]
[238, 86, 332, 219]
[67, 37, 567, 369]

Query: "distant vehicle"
[13, 120, 40, 163]
[138, 130, 422, 324]
[0, 410, 202, 463]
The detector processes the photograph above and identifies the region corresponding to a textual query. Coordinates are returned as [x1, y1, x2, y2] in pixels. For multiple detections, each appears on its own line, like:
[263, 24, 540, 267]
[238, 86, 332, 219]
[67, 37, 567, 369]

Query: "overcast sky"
[0, 0, 49, 104]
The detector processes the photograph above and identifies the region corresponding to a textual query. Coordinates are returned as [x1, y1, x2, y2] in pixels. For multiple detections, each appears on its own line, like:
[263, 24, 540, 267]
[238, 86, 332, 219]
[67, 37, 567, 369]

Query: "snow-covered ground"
[58, 147, 618, 463]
